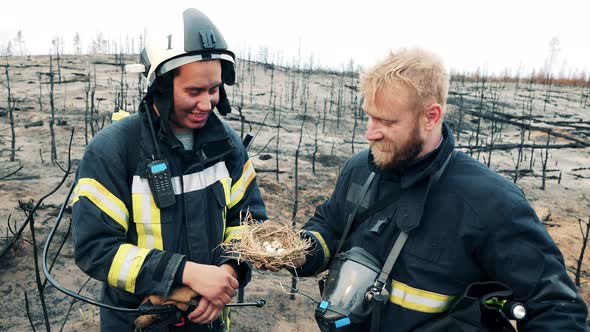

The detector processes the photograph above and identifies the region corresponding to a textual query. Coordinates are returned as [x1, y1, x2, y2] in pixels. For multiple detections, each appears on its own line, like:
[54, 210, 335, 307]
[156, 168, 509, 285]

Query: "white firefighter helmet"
[140, 8, 236, 88]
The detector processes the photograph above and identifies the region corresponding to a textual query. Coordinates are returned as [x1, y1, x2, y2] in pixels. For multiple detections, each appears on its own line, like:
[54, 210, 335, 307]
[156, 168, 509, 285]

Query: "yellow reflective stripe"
[390, 280, 456, 313]
[229, 160, 256, 209]
[309, 231, 331, 272]
[149, 194, 163, 249]
[222, 307, 231, 331]
[220, 177, 231, 204]
[224, 225, 247, 242]
[220, 177, 232, 237]
[107, 244, 150, 293]
[131, 177, 163, 250]
[73, 178, 129, 232]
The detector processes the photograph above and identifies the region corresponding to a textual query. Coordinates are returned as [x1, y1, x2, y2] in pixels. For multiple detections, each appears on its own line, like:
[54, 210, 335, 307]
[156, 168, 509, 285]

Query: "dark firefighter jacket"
[72, 111, 267, 331]
[298, 123, 588, 331]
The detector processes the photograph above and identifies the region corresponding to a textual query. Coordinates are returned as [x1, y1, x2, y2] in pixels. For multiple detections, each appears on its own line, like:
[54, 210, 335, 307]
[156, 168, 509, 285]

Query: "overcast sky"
[1, 0, 588, 76]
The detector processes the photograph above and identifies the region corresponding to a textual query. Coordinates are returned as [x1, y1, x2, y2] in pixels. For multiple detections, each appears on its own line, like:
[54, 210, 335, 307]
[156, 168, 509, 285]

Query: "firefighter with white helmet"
[72, 8, 267, 331]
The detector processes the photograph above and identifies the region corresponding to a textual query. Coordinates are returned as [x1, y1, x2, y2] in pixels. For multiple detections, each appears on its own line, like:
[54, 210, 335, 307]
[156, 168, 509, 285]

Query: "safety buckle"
[139, 307, 185, 332]
[174, 316, 186, 327]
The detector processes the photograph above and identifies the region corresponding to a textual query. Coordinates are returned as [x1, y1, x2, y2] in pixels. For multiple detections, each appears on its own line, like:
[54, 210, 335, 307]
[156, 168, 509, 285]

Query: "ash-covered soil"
[0, 54, 588, 331]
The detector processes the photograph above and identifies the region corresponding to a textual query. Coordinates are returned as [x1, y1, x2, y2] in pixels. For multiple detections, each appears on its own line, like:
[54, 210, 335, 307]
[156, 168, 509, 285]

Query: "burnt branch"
[0, 130, 74, 257]
[0, 164, 23, 180]
[42, 221, 72, 289]
[59, 277, 92, 332]
[575, 217, 590, 286]
[24, 291, 37, 332]
[463, 109, 589, 146]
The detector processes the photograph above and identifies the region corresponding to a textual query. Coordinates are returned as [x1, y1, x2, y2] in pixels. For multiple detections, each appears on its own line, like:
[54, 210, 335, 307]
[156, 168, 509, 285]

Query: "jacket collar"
[141, 102, 233, 162]
[368, 122, 455, 189]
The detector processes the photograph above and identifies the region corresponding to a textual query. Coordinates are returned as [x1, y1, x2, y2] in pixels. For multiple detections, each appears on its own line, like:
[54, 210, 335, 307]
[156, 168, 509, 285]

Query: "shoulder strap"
[369, 150, 456, 332]
[334, 172, 375, 255]
[375, 149, 456, 287]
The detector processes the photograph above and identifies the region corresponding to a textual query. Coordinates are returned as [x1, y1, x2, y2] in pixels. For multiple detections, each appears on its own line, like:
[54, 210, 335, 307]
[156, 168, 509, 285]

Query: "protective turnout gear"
[297, 123, 588, 331]
[72, 112, 267, 331]
[140, 8, 235, 115]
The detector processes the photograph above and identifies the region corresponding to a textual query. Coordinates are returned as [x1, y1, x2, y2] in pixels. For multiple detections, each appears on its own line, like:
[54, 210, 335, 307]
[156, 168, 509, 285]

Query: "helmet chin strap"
[151, 91, 177, 135]
[217, 84, 231, 115]
[145, 63, 231, 135]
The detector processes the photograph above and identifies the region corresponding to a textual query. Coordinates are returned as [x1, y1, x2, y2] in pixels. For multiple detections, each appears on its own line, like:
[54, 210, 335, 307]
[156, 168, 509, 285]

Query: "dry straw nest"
[221, 212, 312, 269]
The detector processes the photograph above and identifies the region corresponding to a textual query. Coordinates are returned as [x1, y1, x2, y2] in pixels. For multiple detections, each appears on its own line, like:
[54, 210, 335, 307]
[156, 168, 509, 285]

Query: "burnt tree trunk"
[351, 95, 359, 155]
[322, 98, 327, 134]
[540, 133, 551, 190]
[84, 74, 90, 145]
[90, 85, 96, 137]
[486, 85, 505, 167]
[269, 66, 275, 115]
[49, 54, 57, 163]
[457, 92, 465, 142]
[575, 217, 590, 287]
[37, 72, 43, 113]
[474, 73, 487, 157]
[513, 126, 525, 184]
[275, 96, 281, 182]
[312, 113, 319, 174]
[290, 114, 306, 300]
[4, 63, 16, 162]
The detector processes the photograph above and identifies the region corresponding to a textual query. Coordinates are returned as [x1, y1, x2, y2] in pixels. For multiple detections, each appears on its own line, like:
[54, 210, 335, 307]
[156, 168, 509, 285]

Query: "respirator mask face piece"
[315, 247, 382, 331]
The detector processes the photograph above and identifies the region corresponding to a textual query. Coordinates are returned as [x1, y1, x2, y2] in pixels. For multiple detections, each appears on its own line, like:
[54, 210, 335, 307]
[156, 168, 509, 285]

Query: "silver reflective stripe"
[132, 162, 229, 196]
[183, 162, 229, 193]
[156, 53, 235, 83]
[78, 181, 128, 224]
[390, 280, 455, 313]
[132, 176, 182, 195]
[139, 192, 156, 248]
[171, 177, 182, 195]
[117, 246, 139, 289]
[131, 177, 151, 194]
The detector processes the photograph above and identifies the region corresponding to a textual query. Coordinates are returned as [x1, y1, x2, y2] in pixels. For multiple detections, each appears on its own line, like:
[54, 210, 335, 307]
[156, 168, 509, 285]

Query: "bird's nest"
[220, 211, 312, 269]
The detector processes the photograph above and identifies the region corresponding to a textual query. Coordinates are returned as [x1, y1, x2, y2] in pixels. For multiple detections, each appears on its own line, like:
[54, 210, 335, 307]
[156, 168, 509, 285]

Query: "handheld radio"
[147, 160, 176, 208]
[144, 101, 176, 209]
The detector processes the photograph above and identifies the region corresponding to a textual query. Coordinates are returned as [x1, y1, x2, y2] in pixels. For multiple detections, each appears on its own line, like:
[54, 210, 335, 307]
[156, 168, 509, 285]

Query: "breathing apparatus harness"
[314, 150, 456, 332]
[314, 149, 528, 332]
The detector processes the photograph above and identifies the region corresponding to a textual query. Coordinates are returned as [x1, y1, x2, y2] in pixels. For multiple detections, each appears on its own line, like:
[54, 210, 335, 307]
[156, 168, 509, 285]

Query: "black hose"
[42, 181, 173, 314]
[42, 180, 266, 313]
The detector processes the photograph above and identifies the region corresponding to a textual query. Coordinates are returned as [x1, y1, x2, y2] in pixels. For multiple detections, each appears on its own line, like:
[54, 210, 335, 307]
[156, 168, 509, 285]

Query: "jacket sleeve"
[217, 127, 268, 286]
[476, 190, 588, 331]
[72, 133, 184, 299]
[297, 160, 357, 277]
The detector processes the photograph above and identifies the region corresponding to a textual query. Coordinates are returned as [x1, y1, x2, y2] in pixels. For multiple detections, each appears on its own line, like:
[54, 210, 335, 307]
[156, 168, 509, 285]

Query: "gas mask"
[315, 247, 386, 331]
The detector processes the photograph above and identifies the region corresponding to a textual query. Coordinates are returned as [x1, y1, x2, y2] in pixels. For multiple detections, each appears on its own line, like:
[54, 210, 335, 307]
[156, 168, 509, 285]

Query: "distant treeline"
[450, 70, 590, 87]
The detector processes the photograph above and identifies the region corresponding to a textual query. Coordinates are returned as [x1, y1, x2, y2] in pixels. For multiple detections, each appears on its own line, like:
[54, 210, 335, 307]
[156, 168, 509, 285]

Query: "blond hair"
[360, 48, 449, 112]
